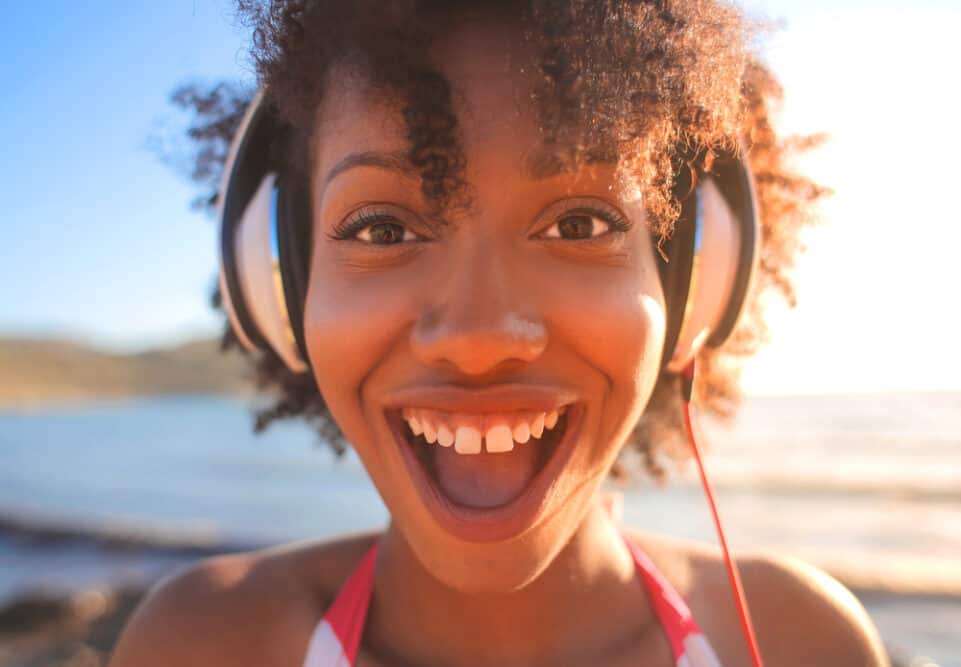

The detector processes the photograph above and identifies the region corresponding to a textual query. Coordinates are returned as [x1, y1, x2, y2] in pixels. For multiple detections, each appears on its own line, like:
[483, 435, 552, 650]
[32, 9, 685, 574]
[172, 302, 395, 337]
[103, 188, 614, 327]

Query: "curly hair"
[174, 0, 827, 482]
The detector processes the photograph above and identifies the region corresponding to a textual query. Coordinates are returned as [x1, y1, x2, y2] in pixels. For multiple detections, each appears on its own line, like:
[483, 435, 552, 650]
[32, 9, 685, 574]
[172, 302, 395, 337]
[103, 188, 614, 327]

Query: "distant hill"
[0, 337, 255, 407]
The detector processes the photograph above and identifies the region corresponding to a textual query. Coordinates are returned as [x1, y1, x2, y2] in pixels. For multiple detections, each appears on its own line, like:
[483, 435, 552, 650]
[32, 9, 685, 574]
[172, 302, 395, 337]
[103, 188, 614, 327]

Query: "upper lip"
[381, 383, 580, 414]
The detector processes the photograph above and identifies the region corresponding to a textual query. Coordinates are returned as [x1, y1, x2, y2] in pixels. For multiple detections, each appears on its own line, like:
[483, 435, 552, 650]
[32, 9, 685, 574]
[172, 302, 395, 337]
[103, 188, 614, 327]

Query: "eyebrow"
[322, 147, 606, 189]
[322, 150, 419, 187]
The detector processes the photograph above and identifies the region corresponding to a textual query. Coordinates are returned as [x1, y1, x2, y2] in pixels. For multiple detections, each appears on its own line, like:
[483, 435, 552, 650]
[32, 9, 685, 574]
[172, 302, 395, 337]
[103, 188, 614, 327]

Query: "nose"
[410, 236, 547, 377]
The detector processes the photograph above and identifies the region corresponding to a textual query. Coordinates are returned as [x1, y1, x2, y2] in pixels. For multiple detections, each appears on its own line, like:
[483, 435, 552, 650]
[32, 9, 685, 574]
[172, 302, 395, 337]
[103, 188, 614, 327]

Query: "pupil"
[370, 222, 403, 244]
[558, 216, 592, 239]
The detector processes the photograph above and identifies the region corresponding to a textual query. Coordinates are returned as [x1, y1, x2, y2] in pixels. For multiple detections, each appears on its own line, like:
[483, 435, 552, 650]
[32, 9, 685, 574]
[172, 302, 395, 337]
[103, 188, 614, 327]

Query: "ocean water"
[1, 393, 959, 664]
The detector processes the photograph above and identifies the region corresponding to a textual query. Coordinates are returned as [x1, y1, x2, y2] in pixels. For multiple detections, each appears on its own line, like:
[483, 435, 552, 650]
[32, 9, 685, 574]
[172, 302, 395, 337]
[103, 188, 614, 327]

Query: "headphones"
[217, 90, 761, 376]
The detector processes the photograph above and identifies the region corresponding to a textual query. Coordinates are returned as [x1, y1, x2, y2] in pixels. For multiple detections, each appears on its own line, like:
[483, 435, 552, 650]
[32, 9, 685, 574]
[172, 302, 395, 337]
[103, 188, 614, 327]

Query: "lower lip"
[387, 404, 584, 543]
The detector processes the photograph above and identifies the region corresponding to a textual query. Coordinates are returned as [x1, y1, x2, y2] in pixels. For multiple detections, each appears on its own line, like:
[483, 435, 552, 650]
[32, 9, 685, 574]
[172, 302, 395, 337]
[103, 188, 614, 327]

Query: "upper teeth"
[401, 407, 567, 455]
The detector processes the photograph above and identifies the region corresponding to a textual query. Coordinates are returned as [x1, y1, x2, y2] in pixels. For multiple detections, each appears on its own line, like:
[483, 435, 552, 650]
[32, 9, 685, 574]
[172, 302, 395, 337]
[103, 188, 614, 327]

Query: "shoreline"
[5, 508, 961, 599]
[0, 510, 260, 558]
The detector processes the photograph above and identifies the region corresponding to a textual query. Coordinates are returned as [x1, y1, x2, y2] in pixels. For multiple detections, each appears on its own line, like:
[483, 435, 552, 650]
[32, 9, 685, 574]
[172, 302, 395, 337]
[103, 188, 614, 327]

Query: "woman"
[112, 1, 889, 665]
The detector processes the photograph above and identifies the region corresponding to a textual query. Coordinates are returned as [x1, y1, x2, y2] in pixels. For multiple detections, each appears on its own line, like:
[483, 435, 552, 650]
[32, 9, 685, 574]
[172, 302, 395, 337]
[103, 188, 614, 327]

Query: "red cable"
[682, 360, 765, 667]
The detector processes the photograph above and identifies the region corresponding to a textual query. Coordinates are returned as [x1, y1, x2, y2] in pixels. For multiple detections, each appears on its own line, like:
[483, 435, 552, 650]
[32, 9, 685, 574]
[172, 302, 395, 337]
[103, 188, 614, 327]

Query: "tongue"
[431, 443, 539, 509]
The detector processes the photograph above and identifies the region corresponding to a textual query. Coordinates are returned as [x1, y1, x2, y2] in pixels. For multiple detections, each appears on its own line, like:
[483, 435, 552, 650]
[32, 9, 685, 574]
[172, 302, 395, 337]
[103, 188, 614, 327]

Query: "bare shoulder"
[732, 551, 890, 666]
[109, 532, 379, 667]
[624, 529, 889, 666]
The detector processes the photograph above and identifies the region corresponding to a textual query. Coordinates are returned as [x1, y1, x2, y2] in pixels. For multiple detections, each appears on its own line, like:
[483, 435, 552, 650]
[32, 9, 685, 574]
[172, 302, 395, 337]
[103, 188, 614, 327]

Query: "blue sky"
[1, 1, 958, 393]
[1, 2, 250, 348]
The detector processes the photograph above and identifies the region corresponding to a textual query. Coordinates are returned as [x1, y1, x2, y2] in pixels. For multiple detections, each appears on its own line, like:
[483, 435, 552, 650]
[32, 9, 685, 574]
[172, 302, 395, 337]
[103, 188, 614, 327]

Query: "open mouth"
[385, 402, 583, 542]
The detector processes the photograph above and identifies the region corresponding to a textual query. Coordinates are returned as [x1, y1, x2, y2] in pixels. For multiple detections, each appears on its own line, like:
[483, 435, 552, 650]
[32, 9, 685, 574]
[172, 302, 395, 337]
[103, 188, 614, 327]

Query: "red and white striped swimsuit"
[302, 538, 724, 667]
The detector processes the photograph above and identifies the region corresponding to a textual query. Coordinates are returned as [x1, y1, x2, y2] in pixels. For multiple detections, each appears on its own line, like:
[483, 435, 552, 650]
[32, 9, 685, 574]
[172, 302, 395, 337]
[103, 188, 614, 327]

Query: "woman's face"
[304, 17, 666, 593]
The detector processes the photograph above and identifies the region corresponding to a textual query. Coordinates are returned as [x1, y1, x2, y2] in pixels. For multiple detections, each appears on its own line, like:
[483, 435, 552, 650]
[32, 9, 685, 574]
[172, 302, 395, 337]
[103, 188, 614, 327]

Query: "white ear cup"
[217, 90, 309, 374]
[218, 249, 257, 354]
[665, 175, 751, 373]
[233, 174, 308, 373]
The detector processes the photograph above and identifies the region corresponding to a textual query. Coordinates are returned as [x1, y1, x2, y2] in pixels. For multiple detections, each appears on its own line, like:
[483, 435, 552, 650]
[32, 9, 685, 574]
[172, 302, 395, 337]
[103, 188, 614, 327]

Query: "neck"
[367, 500, 656, 665]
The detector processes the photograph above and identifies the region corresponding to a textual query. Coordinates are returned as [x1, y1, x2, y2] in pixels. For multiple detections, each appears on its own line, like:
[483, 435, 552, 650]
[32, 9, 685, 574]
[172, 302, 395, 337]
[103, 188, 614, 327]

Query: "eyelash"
[327, 203, 632, 243]
[328, 208, 417, 242]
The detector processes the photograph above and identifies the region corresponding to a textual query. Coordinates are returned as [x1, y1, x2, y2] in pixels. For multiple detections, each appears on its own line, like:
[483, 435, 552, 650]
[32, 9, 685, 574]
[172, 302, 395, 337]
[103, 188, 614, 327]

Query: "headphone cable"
[681, 359, 765, 667]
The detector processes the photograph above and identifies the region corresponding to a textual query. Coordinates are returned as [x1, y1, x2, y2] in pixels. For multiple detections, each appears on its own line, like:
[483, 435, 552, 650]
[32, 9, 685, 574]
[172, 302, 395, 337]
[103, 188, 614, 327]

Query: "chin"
[395, 473, 603, 595]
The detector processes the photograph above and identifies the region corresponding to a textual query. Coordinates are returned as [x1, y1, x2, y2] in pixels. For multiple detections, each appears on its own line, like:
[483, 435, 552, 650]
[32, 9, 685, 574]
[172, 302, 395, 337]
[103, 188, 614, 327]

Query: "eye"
[356, 220, 414, 244]
[542, 214, 610, 240]
[536, 203, 631, 241]
[329, 207, 422, 245]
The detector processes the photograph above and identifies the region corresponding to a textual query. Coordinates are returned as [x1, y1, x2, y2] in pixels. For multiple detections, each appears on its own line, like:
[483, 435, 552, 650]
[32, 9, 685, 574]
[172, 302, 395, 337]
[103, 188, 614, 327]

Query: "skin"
[306, 17, 663, 598]
[110, 13, 891, 667]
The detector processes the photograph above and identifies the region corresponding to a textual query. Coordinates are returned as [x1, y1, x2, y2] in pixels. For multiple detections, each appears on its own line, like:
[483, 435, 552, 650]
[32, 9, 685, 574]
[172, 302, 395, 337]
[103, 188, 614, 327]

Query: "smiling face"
[303, 16, 666, 592]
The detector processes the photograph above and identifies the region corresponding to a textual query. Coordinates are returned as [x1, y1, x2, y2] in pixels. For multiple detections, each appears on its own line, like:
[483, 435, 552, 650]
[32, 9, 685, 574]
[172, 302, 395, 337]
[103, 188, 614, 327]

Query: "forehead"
[311, 17, 562, 191]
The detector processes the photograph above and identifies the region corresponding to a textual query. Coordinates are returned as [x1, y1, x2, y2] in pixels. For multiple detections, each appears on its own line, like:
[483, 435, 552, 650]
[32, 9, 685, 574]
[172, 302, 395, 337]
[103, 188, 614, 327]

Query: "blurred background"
[1, 1, 958, 665]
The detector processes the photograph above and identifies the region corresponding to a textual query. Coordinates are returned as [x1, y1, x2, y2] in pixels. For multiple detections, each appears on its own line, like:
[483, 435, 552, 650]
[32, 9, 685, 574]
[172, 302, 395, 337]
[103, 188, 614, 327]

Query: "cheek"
[301, 258, 418, 432]
[538, 262, 665, 441]
[305, 240, 665, 453]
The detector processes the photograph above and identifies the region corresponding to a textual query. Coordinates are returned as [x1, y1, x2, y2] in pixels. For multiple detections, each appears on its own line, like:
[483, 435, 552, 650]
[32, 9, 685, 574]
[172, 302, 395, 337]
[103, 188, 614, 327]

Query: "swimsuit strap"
[305, 538, 723, 667]
[302, 544, 378, 667]
[623, 535, 725, 667]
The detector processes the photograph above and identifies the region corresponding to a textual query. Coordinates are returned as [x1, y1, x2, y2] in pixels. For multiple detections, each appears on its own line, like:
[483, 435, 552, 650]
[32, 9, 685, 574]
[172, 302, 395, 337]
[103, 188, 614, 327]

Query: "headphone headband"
[217, 91, 760, 376]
